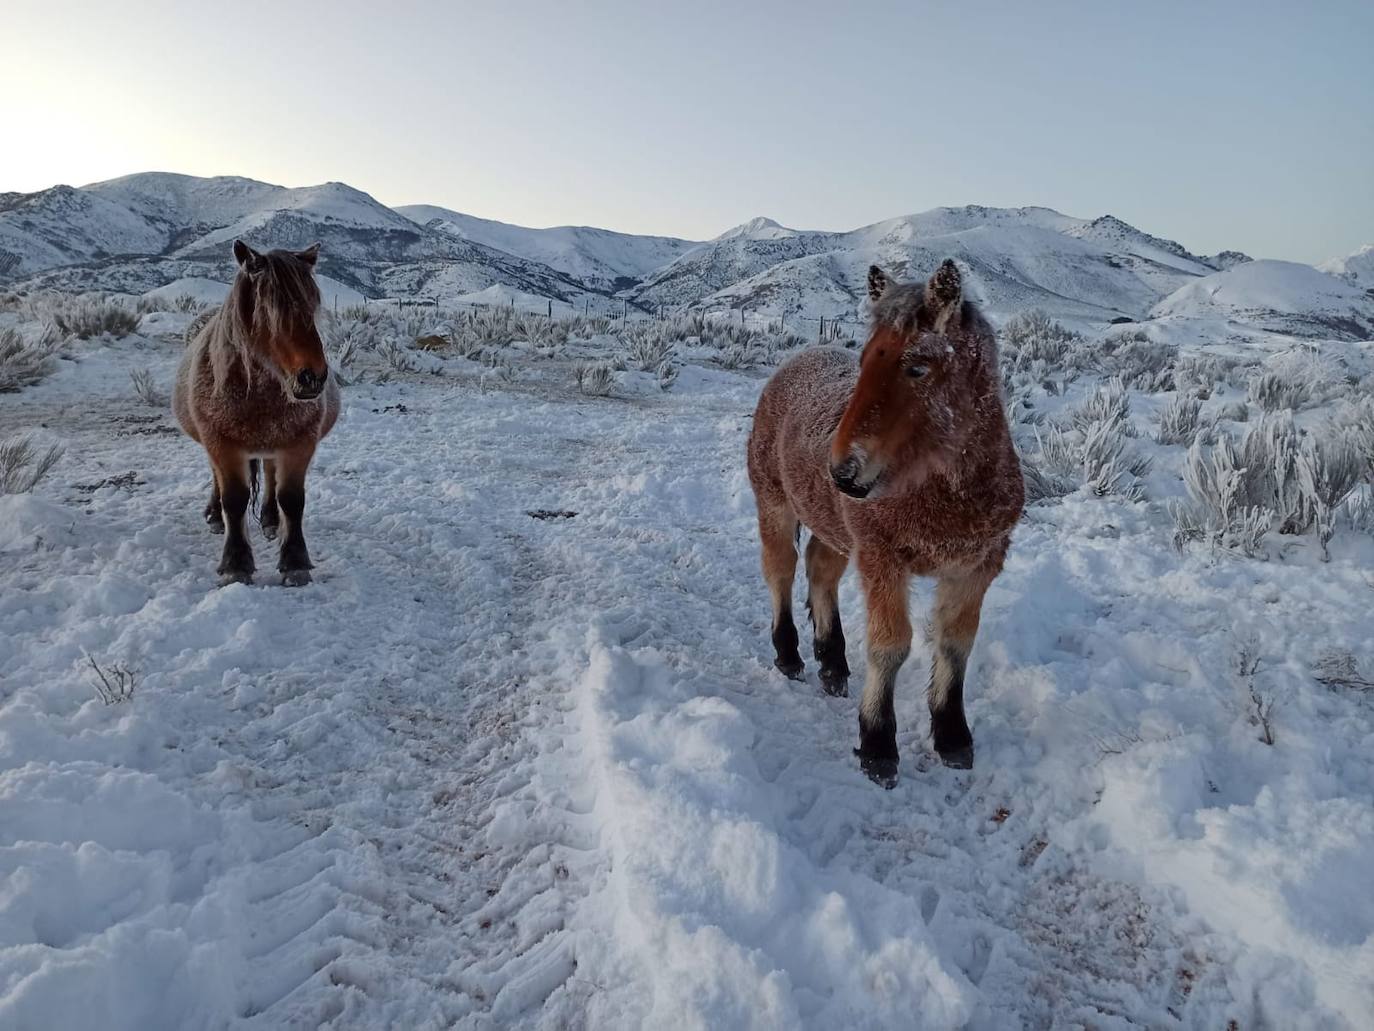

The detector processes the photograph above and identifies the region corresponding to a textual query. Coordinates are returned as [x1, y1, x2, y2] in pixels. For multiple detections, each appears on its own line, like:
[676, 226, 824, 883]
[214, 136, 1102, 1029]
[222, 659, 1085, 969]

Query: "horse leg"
[208, 447, 254, 584]
[856, 556, 911, 787]
[203, 466, 224, 534]
[928, 566, 995, 769]
[274, 442, 317, 586]
[260, 459, 280, 541]
[758, 504, 803, 679]
[805, 535, 850, 697]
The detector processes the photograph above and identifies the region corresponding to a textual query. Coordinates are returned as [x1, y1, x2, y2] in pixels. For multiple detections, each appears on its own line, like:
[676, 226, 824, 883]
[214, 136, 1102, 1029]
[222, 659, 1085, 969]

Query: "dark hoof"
[218, 569, 253, 587]
[281, 568, 312, 587]
[261, 522, 279, 541]
[206, 512, 225, 535]
[774, 657, 805, 681]
[938, 745, 975, 770]
[855, 750, 899, 789]
[820, 672, 849, 698]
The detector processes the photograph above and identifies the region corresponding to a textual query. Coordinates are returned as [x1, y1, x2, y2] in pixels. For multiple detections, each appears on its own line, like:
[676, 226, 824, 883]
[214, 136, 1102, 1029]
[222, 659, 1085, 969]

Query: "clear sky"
[5, 0, 1371, 263]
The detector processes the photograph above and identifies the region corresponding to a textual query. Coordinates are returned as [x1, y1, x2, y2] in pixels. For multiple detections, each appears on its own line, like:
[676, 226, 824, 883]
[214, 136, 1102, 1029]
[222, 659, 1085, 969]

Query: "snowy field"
[2, 299, 1373, 1030]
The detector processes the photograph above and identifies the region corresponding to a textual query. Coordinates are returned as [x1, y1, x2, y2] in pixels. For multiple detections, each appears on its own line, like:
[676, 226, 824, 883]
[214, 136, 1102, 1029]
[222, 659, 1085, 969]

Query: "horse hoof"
[281, 568, 312, 587]
[820, 673, 849, 698]
[938, 745, 975, 770]
[262, 523, 279, 541]
[206, 514, 225, 535]
[774, 657, 805, 681]
[218, 570, 253, 587]
[856, 752, 899, 789]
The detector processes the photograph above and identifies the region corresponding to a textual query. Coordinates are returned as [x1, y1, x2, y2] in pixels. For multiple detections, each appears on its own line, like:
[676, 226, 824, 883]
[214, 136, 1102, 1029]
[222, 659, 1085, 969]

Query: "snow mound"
[713, 217, 804, 242]
[1150, 260, 1374, 339]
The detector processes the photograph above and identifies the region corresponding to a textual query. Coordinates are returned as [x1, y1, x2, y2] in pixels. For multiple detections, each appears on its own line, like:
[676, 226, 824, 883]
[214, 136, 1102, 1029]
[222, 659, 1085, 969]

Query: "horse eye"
[906, 364, 930, 379]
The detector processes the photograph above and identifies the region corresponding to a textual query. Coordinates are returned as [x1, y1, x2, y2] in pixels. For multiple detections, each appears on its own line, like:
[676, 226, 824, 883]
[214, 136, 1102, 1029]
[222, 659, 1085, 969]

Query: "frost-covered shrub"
[575, 362, 615, 396]
[0, 326, 63, 393]
[135, 292, 205, 315]
[1156, 395, 1202, 445]
[37, 293, 140, 339]
[655, 359, 679, 391]
[1001, 310, 1079, 369]
[1069, 378, 1133, 434]
[1173, 413, 1366, 558]
[129, 367, 164, 406]
[1248, 371, 1311, 412]
[0, 434, 64, 494]
[1172, 437, 1272, 556]
[377, 337, 417, 373]
[1095, 331, 1176, 392]
[1024, 412, 1149, 502]
[622, 323, 676, 371]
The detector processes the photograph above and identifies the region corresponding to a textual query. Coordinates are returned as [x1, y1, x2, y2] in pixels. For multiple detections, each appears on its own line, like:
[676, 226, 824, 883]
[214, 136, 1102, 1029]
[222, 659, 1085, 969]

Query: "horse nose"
[294, 367, 326, 399]
[830, 456, 871, 499]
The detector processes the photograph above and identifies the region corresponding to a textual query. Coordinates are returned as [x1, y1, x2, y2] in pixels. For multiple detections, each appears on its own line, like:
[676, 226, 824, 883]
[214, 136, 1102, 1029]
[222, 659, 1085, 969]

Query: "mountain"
[396, 205, 698, 292]
[629, 206, 1233, 327]
[0, 172, 1360, 340]
[0, 173, 607, 307]
[1319, 244, 1374, 292]
[1150, 259, 1374, 340]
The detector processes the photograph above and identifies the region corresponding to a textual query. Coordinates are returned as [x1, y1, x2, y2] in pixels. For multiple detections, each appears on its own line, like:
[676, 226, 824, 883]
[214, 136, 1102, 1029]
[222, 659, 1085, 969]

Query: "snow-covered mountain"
[397, 205, 697, 292]
[0, 173, 606, 307]
[1319, 244, 1374, 292]
[1150, 259, 1374, 340]
[629, 206, 1248, 327]
[1, 172, 1363, 340]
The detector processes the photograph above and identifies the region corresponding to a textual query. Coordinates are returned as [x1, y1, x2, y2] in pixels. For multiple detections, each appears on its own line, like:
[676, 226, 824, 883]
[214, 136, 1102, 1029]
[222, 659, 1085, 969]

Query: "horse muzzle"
[830, 454, 882, 500]
[292, 367, 328, 401]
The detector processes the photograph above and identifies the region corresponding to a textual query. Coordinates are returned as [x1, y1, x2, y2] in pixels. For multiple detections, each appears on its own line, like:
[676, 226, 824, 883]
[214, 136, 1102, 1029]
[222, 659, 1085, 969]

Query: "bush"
[575, 362, 615, 396]
[129, 367, 165, 406]
[1156, 395, 1202, 445]
[38, 293, 140, 339]
[1024, 411, 1149, 503]
[0, 434, 64, 493]
[1248, 371, 1311, 412]
[1173, 412, 1366, 558]
[0, 326, 63, 393]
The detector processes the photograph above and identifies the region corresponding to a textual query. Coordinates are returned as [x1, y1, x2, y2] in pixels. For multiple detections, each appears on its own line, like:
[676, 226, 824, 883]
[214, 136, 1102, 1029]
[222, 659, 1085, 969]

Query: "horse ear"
[867, 265, 894, 302]
[296, 243, 321, 267]
[925, 259, 962, 328]
[233, 240, 265, 272]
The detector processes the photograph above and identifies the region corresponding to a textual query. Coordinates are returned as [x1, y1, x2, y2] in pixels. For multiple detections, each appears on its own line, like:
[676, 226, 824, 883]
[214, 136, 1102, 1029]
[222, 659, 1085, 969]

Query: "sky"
[4, 1, 1371, 264]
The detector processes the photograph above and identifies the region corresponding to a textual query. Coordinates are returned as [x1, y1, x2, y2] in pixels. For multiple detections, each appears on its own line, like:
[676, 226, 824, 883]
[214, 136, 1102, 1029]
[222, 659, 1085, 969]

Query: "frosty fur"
[748, 260, 1024, 785]
[173, 241, 340, 586]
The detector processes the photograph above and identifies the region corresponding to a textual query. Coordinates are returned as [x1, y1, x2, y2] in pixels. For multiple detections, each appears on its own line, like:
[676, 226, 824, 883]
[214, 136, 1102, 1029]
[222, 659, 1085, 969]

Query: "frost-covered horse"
[173, 241, 341, 586]
[747, 260, 1023, 786]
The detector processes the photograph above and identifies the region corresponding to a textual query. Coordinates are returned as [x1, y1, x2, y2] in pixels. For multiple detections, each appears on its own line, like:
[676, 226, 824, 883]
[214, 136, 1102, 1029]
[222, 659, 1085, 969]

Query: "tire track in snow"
[520, 386, 1249, 1028]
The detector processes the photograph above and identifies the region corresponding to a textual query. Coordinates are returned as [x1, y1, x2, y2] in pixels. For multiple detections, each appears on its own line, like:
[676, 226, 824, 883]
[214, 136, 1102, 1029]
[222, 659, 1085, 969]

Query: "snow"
[1319, 244, 1374, 290]
[2, 274, 1374, 1029]
[1151, 260, 1374, 339]
[398, 205, 698, 291]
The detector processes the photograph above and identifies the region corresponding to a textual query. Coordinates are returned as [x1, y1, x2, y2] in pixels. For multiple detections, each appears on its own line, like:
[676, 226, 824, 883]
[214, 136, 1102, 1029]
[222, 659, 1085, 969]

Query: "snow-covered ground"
[2, 308, 1373, 1029]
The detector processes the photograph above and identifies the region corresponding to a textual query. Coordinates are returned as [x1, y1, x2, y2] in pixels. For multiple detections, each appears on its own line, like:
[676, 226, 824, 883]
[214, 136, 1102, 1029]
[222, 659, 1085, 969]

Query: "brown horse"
[747, 260, 1023, 786]
[173, 240, 341, 586]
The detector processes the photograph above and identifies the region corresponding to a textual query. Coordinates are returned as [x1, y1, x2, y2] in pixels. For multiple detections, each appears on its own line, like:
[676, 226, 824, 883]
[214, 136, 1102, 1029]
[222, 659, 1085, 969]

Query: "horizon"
[6, 1, 1374, 265]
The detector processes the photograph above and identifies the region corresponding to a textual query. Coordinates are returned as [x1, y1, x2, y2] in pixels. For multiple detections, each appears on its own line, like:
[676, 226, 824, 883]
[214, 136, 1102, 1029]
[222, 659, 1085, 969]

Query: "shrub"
[1248, 370, 1311, 412]
[0, 326, 63, 393]
[575, 362, 615, 396]
[40, 293, 140, 339]
[0, 434, 64, 493]
[1156, 395, 1202, 445]
[1024, 412, 1149, 502]
[129, 367, 165, 406]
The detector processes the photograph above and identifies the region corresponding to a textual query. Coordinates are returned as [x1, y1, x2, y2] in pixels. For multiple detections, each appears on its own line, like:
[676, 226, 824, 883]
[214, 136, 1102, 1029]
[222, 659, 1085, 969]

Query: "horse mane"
[870, 280, 1001, 374]
[199, 249, 321, 392]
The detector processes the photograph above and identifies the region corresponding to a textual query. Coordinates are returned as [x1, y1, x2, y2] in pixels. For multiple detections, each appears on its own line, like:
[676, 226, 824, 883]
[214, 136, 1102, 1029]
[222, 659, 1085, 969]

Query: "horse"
[173, 240, 341, 586]
[746, 260, 1023, 787]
